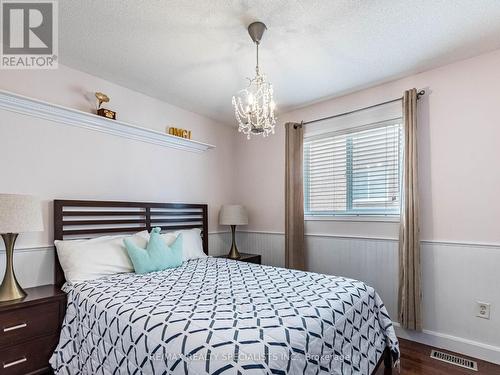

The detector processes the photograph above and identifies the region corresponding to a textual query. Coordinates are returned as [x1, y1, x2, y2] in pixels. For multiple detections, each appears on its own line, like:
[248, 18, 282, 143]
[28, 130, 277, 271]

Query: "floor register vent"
[430, 349, 478, 371]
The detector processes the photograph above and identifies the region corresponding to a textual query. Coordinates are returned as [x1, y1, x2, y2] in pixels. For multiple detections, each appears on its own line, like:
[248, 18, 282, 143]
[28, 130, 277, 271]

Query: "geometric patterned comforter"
[50, 257, 399, 375]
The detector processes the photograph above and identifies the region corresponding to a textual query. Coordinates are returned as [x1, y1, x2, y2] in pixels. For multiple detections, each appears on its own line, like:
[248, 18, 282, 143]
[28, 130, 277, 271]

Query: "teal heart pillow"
[124, 227, 183, 274]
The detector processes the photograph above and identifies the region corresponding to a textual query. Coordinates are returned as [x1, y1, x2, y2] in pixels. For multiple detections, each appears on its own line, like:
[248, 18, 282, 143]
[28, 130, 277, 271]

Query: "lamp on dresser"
[219, 205, 248, 259]
[0, 194, 43, 302]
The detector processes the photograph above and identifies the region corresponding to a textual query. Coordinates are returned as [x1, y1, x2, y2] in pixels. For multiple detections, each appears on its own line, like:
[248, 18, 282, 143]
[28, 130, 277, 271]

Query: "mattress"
[50, 257, 399, 374]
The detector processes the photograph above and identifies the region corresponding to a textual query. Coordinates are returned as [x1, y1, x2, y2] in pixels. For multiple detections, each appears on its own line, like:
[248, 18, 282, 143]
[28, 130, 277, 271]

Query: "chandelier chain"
[256, 43, 259, 75]
[232, 22, 276, 139]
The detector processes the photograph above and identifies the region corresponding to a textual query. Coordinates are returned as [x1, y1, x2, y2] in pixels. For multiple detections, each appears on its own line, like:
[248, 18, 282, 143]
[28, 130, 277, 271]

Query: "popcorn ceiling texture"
[60, 0, 500, 124]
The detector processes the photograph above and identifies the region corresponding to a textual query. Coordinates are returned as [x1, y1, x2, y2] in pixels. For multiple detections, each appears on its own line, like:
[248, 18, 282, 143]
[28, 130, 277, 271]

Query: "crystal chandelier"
[232, 22, 276, 139]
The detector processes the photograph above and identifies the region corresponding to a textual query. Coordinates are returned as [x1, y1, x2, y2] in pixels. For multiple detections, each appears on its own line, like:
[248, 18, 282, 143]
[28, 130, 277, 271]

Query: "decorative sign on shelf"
[168, 127, 192, 139]
[95, 92, 116, 120]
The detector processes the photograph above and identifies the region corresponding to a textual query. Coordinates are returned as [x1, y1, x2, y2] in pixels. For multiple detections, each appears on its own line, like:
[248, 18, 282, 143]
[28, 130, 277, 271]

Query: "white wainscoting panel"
[234, 231, 285, 267]
[208, 232, 231, 256]
[418, 241, 500, 363]
[227, 231, 500, 364]
[0, 246, 54, 288]
[1, 233, 230, 289]
[305, 235, 399, 317]
[210, 231, 285, 267]
[2, 231, 499, 364]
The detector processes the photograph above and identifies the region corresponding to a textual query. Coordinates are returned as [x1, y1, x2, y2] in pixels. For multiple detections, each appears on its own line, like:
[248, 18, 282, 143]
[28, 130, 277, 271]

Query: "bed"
[50, 200, 399, 375]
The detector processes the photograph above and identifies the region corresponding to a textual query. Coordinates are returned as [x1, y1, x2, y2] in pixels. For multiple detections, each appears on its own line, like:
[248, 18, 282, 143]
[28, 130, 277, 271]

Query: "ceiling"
[60, 0, 500, 125]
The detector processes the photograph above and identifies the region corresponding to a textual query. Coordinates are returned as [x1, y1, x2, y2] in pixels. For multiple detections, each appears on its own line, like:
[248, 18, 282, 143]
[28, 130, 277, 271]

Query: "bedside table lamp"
[219, 205, 248, 259]
[0, 194, 43, 302]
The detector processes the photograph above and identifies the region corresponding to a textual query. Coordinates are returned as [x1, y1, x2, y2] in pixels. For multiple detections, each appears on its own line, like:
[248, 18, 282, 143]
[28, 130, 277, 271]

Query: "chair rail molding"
[0, 89, 216, 153]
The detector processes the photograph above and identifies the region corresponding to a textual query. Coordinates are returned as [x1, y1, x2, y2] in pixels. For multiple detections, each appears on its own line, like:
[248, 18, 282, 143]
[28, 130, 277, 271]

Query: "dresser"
[0, 285, 65, 375]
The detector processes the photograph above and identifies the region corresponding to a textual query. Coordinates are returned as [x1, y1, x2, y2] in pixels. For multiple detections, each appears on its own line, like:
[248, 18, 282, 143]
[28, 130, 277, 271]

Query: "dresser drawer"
[0, 333, 58, 375]
[0, 301, 60, 347]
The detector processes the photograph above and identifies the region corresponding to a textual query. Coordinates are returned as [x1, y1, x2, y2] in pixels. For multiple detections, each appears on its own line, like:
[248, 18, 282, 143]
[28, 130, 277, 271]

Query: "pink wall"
[0, 64, 237, 249]
[232, 50, 500, 359]
[4, 51, 499, 245]
[234, 48, 500, 244]
[0, 65, 223, 136]
[1, 48, 499, 361]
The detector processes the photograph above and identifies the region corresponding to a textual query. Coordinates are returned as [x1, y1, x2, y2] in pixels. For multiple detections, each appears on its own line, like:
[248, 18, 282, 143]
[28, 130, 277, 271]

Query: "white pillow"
[54, 231, 148, 284]
[174, 228, 207, 261]
[136, 228, 207, 262]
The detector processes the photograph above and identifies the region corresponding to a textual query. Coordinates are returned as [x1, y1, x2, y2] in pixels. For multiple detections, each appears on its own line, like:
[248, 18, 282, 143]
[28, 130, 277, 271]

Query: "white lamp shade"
[0, 194, 43, 233]
[219, 205, 248, 226]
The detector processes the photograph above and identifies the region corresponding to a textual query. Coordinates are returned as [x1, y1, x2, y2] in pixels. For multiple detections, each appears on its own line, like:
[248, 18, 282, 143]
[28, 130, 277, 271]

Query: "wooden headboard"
[53, 199, 208, 287]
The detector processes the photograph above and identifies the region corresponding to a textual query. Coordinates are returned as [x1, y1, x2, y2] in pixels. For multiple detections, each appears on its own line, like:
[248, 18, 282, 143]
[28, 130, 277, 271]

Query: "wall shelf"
[0, 89, 216, 153]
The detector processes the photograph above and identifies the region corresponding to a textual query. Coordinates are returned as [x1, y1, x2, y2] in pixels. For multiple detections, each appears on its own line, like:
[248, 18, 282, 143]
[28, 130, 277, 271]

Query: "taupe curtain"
[398, 88, 422, 331]
[285, 122, 305, 270]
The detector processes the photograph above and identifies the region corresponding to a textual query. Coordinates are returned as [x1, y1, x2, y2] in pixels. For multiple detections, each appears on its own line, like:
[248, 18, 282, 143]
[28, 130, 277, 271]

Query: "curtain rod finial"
[417, 90, 425, 99]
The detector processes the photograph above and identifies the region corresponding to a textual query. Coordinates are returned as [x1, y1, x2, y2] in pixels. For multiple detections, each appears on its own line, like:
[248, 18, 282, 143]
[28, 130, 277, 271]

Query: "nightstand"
[215, 252, 261, 265]
[0, 284, 66, 375]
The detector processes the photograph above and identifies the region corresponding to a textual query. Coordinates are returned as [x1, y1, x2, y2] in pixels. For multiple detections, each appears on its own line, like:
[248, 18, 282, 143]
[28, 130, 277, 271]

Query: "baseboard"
[393, 322, 500, 365]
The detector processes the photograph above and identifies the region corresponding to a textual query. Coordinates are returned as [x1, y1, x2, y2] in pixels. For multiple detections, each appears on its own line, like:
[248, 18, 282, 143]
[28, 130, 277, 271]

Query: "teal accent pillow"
[124, 227, 183, 274]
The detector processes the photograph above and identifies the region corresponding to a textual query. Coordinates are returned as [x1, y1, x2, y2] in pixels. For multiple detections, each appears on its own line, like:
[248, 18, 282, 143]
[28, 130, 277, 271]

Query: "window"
[304, 119, 403, 217]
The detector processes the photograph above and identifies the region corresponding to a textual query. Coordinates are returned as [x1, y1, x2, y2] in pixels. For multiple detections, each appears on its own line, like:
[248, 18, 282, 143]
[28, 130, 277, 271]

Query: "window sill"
[304, 215, 400, 223]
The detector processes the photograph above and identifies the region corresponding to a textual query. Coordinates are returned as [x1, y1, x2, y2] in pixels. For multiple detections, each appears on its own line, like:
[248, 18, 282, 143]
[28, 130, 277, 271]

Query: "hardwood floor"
[375, 338, 500, 374]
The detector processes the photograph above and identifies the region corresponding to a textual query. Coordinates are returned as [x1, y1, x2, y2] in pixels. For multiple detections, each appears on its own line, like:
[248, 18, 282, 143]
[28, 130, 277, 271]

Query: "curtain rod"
[295, 89, 425, 128]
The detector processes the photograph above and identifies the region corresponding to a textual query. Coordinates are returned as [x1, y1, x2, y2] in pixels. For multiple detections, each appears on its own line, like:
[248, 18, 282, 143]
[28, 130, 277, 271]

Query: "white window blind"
[304, 118, 403, 217]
